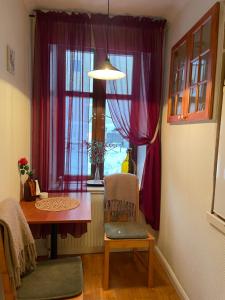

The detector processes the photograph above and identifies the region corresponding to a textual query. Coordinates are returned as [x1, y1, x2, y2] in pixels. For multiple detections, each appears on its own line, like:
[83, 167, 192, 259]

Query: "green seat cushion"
[105, 222, 149, 239]
[17, 257, 83, 300]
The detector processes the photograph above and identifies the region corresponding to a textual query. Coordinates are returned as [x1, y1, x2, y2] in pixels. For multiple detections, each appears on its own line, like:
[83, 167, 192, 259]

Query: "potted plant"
[18, 158, 36, 201]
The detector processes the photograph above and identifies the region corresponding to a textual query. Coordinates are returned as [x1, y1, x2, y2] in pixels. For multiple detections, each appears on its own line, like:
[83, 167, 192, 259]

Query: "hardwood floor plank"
[81, 252, 180, 300]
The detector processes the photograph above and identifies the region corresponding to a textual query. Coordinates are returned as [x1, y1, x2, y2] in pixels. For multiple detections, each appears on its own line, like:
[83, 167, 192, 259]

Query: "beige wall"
[0, 1, 224, 298]
[159, 0, 225, 299]
[0, 0, 30, 200]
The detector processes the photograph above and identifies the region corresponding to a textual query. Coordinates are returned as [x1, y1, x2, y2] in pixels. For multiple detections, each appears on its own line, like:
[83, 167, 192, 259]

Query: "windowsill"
[87, 186, 104, 194]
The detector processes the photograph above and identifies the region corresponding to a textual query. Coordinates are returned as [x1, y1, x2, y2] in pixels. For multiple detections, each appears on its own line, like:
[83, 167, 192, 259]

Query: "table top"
[20, 192, 91, 224]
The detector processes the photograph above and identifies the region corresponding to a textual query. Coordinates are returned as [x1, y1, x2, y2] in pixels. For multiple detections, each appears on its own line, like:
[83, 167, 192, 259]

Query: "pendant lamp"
[88, 0, 126, 80]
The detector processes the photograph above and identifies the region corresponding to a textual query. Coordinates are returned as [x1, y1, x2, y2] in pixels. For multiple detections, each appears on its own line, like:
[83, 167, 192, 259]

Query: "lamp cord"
[106, 0, 109, 58]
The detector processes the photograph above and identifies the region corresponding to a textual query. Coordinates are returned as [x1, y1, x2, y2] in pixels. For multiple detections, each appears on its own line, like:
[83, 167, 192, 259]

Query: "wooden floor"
[81, 252, 180, 300]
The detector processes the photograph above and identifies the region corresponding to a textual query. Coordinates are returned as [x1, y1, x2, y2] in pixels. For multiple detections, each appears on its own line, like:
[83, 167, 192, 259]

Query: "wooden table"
[20, 192, 91, 258]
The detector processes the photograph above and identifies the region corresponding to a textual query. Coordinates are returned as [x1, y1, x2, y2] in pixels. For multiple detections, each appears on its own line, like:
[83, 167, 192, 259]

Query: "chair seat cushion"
[17, 257, 83, 300]
[105, 222, 149, 239]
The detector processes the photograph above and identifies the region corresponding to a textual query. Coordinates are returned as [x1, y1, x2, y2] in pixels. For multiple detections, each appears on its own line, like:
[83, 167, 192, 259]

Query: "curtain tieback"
[149, 118, 160, 145]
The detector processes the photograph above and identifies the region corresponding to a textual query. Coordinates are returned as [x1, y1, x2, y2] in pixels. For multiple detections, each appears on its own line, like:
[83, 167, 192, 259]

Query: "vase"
[121, 148, 137, 174]
[86, 164, 103, 186]
[23, 177, 37, 201]
[94, 164, 100, 181]
[20, 181, 24, 201]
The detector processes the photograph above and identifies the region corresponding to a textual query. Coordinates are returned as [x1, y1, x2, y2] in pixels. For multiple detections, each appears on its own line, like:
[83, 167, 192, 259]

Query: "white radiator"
[58, 192, 104, 255]
[35, 191, 149, 256]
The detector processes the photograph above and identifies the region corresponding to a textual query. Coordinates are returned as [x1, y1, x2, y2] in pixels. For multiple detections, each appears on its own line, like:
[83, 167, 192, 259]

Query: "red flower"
[18, 157, 33, 177]
[18, 157, 28, 166]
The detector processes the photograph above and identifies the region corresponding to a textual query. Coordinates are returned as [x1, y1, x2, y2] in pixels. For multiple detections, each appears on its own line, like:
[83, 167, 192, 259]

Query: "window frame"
[93, 51, 136, 178]
[62, 49, 94, 181]
[167, 2, 219, 123]
[62, 49, 136, 180]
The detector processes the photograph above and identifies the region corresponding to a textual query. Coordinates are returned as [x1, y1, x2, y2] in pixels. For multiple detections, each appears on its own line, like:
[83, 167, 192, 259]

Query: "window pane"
[176, 93, 183, 115]
[178, 68, 185, 91]
[193, 29, 201, 59]
[202, 19, 211, 53]
[170, 95, 176, 115]
[171, 42, 186, 97]
[189, 87, 197, 113]
[65, 50, 94, 92]
[106, 54, 133, 95]
[172, 70, 177, 94]
[200, 54, 209, 82]
[64, 97, 93, 175]
[104, 101, 129, 175]
[191, 59, 199, 85]
[177, 42, 187, 68]
[198, 83, 207, 111]
[173, 51, 179, 71]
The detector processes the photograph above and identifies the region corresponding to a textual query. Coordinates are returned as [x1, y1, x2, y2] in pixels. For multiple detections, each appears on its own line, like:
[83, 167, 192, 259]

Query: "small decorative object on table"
[18, 157, 37, 201]
[121, 148, 137, 174]
[35, 197, 80, 212]
[39, 192, 48, 199]
[85, 141, 116, 186]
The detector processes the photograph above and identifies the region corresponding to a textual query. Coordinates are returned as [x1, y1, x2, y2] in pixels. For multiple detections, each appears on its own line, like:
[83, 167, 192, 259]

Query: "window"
[64, 50, 94, 177]
[104, 101, 130, 175]
[167, 3, 219, 123]
[104, 54, 134, 175]
[63, 50, 134, 178]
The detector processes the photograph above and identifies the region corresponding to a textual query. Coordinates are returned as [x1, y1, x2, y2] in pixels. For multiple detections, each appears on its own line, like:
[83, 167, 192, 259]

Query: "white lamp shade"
[88, 57, 126, 80]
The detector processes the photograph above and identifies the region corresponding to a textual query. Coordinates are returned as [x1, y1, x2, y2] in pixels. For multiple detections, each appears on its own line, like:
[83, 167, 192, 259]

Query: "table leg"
[50, 224, 58, 259]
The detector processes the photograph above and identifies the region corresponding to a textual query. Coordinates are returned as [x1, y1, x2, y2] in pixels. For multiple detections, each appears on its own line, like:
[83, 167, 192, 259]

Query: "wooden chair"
[103, 173, 155, 289]
[0, 227, 83, 300]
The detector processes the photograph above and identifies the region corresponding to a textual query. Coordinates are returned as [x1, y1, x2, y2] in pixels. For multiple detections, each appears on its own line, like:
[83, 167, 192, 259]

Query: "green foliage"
[18, 158, 33, 177]
[85, 141, 117, 165]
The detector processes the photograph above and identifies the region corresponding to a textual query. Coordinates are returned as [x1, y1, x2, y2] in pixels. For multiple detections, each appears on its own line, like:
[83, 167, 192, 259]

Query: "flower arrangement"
[18, 157, 33, 177]
[85, 141, 117, 182]
[85, 141, 116, 165]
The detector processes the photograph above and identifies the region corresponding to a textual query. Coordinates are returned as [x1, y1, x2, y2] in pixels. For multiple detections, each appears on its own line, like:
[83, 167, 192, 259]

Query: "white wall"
[0, 0, 30, 200]
[159, 0, 225, 299]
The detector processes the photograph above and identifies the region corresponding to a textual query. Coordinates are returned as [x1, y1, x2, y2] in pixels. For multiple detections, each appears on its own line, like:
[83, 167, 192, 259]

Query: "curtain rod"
[28, 10, 165, 21]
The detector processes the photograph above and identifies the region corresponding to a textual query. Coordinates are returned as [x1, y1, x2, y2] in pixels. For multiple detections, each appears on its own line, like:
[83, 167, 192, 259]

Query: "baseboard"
[155, 246, 189, 300]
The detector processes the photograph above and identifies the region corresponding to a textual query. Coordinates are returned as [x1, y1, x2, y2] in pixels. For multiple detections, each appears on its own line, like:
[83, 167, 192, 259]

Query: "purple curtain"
[32, 11, 92, 193]
[32, 11, 165, 231]
[91, 15, 166, 230]
[32, 11, 92, 237]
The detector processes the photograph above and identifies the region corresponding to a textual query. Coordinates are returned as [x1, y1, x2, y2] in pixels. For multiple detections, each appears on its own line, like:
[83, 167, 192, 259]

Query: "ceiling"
[23, 0, 191, 22]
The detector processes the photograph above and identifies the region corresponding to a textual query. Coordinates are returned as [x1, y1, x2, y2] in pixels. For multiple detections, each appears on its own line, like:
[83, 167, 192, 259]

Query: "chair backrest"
[0, 228, 16, 300]
[104, 173, 139, 222]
